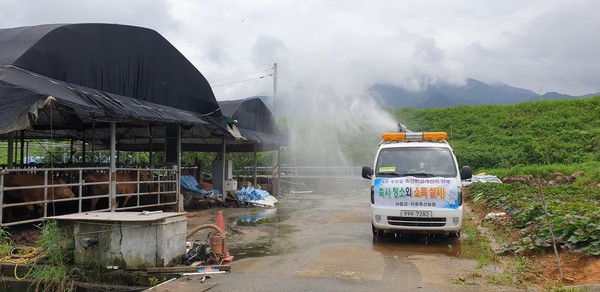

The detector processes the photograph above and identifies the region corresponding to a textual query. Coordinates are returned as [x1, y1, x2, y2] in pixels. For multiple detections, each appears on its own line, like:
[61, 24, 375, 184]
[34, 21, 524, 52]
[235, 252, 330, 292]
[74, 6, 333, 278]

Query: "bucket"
[210, 233, 224, 255]
[200, 182, 213, 191]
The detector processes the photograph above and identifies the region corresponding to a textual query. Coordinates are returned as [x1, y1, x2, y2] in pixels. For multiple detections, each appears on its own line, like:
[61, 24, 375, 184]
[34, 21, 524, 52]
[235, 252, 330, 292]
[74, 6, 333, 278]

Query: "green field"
[387, 96, 600, 256]
[391, 96, 600, 171]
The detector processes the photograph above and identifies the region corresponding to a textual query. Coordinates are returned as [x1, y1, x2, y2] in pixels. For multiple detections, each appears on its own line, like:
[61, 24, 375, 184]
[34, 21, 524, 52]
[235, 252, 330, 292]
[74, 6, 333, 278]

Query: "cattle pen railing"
[233, 166, 368, 194]
[1, 165, 367, 226]
[0, 167, 178, 227]
[236, 166, 363, 178]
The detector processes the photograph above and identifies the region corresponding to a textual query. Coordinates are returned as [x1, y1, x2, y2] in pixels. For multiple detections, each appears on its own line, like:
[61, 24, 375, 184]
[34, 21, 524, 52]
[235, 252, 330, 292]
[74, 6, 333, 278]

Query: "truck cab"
[362, 131, 472, 237]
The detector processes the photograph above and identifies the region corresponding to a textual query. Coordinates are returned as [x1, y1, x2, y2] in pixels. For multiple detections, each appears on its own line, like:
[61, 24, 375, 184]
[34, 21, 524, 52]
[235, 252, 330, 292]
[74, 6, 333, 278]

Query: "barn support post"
[0, 175, 4, 224]
[253, 144, 258, 187]
[82, 137, 87, 164]
[7, 131, 14, 168]
[277, 146, 281, 196]
[91, 121, 96, 164]
[221, 139, 226, 204]
[69, 140, 74, 164]
[272, 150, 279, 196]
[149, 136, 153, 166]
[19, 131, 24, 165]
[176, 125, 182, 212]
[109, 122, 117, 211]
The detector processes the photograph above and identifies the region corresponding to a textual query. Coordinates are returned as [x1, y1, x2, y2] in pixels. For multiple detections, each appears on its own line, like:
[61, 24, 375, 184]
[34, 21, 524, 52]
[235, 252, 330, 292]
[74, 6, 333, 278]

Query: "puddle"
[370, 224, 495, 262]
[371, 233, 462, 257]
[455, 220, 497, 262]
[228, 224, 298, 260]
[234, 208, 291, 226]
[225, 206, 299, 260]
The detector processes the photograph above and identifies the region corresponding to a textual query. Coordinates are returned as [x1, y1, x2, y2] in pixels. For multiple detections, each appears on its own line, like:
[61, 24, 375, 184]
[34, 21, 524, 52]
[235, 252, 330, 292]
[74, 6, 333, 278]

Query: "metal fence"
[0, 167, 178, 227]
[0, 165, 366, 226]
[236, 166, 363, 178]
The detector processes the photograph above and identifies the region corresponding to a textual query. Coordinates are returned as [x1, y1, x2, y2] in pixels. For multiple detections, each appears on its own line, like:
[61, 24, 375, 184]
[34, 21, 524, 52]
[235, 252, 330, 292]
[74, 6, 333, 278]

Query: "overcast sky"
[1, 0, 599, 101]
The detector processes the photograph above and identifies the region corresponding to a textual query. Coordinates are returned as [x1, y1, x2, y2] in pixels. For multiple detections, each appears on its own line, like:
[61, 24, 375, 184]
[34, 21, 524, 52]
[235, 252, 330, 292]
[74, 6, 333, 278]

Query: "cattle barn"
[0, 23, 287, 227]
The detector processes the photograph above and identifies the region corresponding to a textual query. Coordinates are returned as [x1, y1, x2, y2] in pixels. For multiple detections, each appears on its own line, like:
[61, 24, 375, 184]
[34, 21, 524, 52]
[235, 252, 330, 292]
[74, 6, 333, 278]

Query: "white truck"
[362, 130, 472, 238]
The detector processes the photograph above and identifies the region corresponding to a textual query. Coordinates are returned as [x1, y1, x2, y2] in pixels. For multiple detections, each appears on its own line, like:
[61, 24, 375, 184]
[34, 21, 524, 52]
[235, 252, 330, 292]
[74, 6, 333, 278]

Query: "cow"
[2, 173, 76, 219]
[84, 170, 151, 210]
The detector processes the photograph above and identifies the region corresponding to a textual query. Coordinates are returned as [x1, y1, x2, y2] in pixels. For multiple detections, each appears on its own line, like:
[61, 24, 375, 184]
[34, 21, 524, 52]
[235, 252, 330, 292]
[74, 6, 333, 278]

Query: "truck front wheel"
[372, 224, 384, 237]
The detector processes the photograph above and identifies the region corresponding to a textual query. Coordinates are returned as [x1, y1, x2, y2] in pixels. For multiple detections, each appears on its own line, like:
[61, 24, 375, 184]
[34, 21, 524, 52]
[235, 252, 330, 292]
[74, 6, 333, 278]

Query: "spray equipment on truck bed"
[383, 123, 448, 142]
[382, 132, 448, 142]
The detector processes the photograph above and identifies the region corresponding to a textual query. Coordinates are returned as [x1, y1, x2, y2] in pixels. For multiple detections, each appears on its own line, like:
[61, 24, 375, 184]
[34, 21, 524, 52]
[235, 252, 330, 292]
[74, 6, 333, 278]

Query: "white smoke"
[281, 84, 398, 167]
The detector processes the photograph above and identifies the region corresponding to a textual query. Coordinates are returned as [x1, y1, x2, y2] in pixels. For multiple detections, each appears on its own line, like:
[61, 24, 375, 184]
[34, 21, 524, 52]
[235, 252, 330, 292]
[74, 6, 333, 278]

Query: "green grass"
[459, 213, 499, 268]
[485, 256, 540, 287]
[148, 276, 167, 287]
[468, 182, 599, 256]
[0, 228, 12, 256]
[391, 96, 600, 169]
[31, 220, 76, 292]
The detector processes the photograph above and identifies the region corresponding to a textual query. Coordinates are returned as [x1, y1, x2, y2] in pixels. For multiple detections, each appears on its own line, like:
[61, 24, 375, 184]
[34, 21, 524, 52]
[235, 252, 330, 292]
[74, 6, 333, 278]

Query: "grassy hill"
[390, 96, 600, 175]
[390, 97, 600, 258]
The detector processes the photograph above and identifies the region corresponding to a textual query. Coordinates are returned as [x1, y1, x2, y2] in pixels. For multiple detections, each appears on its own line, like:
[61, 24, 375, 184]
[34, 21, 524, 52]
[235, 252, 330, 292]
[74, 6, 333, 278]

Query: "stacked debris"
[502, 171, 585, 186]
[462, 174, 502, 186]
[182, 243, 213, 265]
[231, 181, 278, 207]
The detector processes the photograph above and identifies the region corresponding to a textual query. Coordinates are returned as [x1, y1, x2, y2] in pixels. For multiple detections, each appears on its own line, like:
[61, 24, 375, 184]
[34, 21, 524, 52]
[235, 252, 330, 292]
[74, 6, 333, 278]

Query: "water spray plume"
[282, 87, 397, 167]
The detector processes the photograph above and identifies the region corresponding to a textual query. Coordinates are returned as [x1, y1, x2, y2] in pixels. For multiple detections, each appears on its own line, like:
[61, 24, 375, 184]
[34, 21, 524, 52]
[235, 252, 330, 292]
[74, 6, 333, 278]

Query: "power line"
[211, 73, 273, 88]
[209, 69, 272, 83]
[209, 66, 275, 88]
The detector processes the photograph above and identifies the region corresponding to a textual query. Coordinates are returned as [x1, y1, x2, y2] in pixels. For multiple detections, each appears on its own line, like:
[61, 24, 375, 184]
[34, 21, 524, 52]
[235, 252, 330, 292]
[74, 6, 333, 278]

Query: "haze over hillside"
[249, 79, 600, 112]
[368, 79, 600, 109]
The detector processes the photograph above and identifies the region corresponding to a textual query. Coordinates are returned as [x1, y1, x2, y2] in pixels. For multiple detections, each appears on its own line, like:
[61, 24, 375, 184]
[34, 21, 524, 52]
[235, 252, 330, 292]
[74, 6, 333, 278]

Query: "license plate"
[401, 210, 432, 217]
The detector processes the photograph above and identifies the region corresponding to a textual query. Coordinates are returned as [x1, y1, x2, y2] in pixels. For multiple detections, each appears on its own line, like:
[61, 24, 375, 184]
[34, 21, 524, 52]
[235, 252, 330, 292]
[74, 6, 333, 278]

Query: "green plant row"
[469, 182, 600, 256]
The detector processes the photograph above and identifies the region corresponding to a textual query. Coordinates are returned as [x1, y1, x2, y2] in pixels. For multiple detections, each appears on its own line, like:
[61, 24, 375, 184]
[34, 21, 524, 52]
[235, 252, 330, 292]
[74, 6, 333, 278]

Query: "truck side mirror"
[362, 166, 373, 179]
[460, 166, 472, 180]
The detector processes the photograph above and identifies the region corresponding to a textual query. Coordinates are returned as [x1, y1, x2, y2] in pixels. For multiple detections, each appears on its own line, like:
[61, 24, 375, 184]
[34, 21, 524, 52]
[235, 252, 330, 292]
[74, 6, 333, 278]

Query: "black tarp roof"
[219, 98, 285, 151]
[0, 23, 231, 150]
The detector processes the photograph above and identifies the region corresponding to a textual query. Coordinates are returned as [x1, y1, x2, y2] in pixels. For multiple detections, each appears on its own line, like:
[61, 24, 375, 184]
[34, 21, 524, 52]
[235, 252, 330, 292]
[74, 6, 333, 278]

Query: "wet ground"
[185, 183, 517, 292]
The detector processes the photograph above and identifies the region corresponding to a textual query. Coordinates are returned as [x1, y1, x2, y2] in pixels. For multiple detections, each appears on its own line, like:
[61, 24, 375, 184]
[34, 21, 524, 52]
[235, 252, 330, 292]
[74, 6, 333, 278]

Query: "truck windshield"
[375, 147, 457, 178]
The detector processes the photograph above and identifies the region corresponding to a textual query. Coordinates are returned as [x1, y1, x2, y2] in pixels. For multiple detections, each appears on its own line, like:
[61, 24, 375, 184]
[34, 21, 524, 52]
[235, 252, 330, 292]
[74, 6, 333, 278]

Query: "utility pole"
[272, 63, 280, 196]
[273, 63, 278, 118]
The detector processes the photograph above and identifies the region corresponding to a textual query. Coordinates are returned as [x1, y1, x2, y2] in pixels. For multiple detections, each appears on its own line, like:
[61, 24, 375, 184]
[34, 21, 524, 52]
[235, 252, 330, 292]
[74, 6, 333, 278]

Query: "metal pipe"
[176, 125, 182, 212]
[19, 131, 24, 165]
[253, 144, 258, 187]
[221, 139, 226, 204]
[7, 131, 14, 168]
[110, 122, 117, 211]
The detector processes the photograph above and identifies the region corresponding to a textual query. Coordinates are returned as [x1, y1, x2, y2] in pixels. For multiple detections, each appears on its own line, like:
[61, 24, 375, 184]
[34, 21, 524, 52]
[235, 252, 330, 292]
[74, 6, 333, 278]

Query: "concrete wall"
[72, 214, 186, 269]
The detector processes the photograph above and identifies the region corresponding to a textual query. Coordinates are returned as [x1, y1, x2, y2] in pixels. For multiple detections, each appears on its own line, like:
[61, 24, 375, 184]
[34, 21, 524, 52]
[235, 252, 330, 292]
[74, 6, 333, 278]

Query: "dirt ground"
[184, 192, 598, 291]
[464, 196, 600, 289]
[3, 189, 599, 290]
[533, 252, 600, 287]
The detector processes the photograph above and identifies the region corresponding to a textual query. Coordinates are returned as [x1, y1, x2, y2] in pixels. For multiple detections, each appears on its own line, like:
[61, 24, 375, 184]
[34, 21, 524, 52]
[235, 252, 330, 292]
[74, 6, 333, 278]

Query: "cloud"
[3, 0, 598, 167]
[0, 0, 177, 32]
[251, 35, 287, 66]
[2, 0, 599, 98]
[453, 0, 600, 95]
[2, 0, 599, 96]
[414, 38, 444, 64]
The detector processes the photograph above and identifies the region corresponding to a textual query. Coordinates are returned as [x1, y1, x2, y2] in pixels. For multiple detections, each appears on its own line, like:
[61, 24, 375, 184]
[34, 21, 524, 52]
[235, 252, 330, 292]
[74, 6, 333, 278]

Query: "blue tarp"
[181, 175, 216, 196]
[236, 187, 270, 201]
